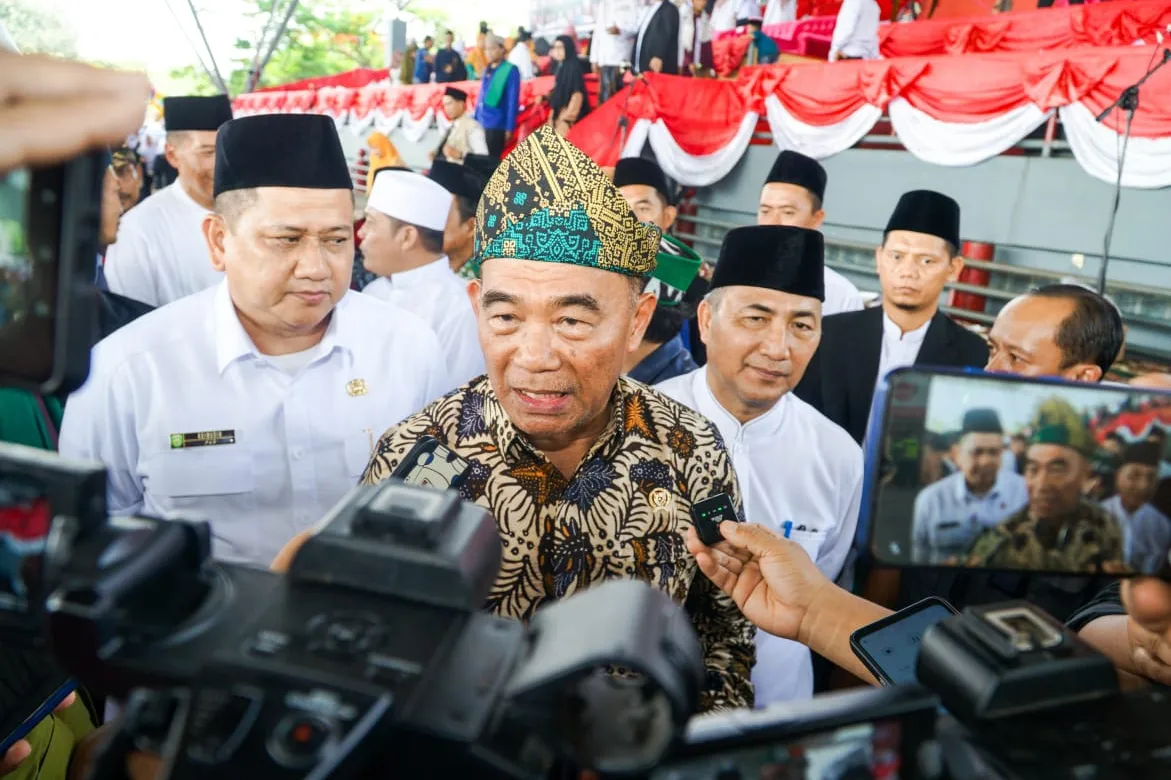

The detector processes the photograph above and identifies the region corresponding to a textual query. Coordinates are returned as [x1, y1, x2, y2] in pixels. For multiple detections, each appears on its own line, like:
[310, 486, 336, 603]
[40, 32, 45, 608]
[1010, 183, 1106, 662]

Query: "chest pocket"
[147, 446, 255, 498]
[932, 521, 977, 554]
[786, 524, 828, 560]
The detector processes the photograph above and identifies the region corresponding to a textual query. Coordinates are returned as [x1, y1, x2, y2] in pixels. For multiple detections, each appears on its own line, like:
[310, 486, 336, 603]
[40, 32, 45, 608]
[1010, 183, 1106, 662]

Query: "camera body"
[0, 438, 705, 779]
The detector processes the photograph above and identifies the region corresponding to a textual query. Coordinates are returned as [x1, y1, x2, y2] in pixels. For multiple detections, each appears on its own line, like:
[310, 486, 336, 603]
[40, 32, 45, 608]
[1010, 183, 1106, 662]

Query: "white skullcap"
[367, 169, 452, 232]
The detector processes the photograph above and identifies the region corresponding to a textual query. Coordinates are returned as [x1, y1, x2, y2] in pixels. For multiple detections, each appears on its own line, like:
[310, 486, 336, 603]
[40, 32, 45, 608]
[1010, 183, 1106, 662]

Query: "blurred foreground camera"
[0, 439, 704, 779]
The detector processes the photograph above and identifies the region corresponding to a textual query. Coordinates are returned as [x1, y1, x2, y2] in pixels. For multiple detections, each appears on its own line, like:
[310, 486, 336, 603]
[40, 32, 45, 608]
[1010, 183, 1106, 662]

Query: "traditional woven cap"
[475, 125, 659, 277]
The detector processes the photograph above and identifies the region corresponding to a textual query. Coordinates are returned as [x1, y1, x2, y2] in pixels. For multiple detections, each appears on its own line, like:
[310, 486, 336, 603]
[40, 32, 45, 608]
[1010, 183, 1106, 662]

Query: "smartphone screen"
[854, 602, 956, 686]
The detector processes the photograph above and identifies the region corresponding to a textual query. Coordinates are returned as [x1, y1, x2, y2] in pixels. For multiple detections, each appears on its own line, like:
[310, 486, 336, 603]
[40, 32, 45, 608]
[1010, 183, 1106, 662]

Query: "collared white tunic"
[59, 281, 451, 567]
[657, 366, 863, 706]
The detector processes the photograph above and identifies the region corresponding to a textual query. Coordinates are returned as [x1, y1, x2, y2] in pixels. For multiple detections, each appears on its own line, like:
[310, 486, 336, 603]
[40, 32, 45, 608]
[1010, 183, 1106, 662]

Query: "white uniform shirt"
[656, 367, 863, 706]
[830, 0, 881, 60]
[710, 0, 740, 33]
[877, 312, 930, 388]
[1100, 495, 1171, 574]
[361, 257, 484, 390]
[508, 42, 534, 80]
[59, 282, 450, 567]
[912, 470, 1028, 564]
[104, 182, 220, 307]
[764, 0, 797, 25]
[736, 0, 762, 21]
[591, 0, 640, 67]
[824, 268, 864, 317]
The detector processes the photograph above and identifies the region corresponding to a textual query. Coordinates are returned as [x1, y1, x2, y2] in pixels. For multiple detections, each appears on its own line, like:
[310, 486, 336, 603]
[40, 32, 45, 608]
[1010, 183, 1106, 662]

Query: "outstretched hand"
[1122, 577, 1171, 685]
[685, 521, 830, 642]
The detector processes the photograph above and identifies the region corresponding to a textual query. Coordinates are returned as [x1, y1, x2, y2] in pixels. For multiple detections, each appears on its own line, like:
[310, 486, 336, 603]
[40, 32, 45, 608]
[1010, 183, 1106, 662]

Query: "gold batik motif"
[475, 125, 660, 277]
[361, 375, 755, 711]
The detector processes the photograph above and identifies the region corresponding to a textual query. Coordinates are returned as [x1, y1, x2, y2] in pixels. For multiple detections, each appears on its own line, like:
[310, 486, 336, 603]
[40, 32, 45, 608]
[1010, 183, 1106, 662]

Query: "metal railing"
[674, 208, 1171, 355]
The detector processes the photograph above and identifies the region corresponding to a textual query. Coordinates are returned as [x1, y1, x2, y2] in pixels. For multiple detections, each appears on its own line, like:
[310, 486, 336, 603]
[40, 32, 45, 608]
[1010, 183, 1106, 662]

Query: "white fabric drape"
[888, 98, 1052, 167]
[1060, 100, 1171, 190]
[621, 111, 760, 186]
[765, 94, 882, 159]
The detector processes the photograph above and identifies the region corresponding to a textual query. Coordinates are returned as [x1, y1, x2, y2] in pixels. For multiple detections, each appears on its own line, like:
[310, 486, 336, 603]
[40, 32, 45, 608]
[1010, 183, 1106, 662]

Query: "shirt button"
[292, 448, 304, 460]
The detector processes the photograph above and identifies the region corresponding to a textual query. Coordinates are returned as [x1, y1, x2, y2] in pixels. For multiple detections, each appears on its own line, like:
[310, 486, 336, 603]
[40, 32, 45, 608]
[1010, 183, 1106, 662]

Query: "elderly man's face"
[486, 39, 504, 63]
[697, 285, 821, 421]
[1024, 444, 1088, 522]
[471, 259, 655, 449]
[206, 187, 354, 344]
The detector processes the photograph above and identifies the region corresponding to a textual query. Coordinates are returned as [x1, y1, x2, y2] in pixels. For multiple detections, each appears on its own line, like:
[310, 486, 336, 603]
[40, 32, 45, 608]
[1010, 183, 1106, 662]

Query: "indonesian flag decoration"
[567, 45, 1171, 190]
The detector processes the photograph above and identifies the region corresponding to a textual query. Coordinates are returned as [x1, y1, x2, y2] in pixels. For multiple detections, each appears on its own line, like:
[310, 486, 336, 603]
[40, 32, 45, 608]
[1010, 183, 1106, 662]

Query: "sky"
[54, 0, 531, 75]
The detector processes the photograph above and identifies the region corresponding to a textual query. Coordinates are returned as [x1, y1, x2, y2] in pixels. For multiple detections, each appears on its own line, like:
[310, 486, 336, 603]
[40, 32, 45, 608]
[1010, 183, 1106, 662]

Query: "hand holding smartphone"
[849, 597, 958, 686]
[0, 677, 77, 770]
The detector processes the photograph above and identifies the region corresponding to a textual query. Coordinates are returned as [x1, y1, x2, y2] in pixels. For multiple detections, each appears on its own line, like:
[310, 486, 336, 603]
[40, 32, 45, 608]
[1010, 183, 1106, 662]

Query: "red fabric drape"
[880, 0, 1171, 58]
[567, 44, 1171, 165]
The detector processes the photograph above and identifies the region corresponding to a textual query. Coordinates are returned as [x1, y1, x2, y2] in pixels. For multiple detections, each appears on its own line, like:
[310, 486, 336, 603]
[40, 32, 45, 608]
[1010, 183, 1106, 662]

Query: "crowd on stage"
[2, 46, 1171, 778]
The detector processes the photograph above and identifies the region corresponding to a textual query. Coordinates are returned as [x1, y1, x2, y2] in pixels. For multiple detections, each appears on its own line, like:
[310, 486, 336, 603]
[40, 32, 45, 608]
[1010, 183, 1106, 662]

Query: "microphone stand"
[1093, 47, 1171, 295]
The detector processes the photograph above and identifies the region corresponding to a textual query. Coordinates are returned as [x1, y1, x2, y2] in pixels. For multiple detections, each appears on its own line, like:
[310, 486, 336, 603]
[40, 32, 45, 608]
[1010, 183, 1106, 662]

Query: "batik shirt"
[966, 501, 1126, 574]
[361, 375, 756, 711]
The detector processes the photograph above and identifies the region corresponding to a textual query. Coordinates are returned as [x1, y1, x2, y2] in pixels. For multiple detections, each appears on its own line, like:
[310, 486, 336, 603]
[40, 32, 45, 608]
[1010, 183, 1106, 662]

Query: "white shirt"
[591, 0, 640, 67]
[508, 42, 534, 80]
[764, 0, 797, 25]
[830, 0, 881, 60]
[361, 257, 484, 390]
[912, 470, 1028, 564]
[1101, 495, 1171, 574]
[59, 282, 450, 567]
[824, 267, 864, 316]
[656, 367, 863, 706]
[736, 0, 762, 22]
[877, 312, 930, 389]
[104, 182, 219, 307]
[710, 0, 740, 32]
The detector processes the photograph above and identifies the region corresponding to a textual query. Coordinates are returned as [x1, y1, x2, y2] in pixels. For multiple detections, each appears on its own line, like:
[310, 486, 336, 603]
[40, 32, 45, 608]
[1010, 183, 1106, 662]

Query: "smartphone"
[391, 437, 470, 492]
[864, 367, 1171, 578]
[0, 153, 104, 395]
[0, 647, 76, 755]
[849, 596, 958, 686]
[691, 493, 739, 546]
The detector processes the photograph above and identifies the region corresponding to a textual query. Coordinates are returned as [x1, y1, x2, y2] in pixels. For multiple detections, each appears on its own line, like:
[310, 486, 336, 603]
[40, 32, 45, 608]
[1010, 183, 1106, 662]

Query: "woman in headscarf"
[546, 35, 590, 136]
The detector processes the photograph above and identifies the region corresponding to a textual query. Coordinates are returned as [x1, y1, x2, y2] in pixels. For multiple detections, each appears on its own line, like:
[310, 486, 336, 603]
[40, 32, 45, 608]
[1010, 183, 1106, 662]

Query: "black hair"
[643, 301, 697, 345]
[455, 194, 477, 223]
[1029, 283, 1124, 375]
[388, 216, 445, 254]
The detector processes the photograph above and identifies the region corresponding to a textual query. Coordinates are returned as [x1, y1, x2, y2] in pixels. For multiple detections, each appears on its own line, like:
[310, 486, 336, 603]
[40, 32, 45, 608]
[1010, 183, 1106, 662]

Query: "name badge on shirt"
[169, 430, 236, 449]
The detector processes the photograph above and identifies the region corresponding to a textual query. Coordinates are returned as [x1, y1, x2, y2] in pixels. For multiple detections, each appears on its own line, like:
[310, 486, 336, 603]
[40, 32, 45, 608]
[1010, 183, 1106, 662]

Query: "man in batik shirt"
[359, 126, 755, 711]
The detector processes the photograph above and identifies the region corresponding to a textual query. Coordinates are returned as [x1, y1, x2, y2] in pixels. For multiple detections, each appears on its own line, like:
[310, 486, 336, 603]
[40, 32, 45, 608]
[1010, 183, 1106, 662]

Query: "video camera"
[0, 438, 705, 778]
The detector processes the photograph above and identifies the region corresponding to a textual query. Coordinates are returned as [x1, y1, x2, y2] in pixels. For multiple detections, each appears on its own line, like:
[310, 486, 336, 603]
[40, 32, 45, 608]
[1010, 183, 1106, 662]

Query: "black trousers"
[485, 129, 508, 159]
[599, 66, 623, 104]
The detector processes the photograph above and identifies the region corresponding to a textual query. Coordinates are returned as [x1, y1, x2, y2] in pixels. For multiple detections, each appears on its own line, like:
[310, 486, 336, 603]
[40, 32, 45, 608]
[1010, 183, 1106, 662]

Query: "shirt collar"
[695, 366, 790, 437]
[170, 180, 210, 214]
[882, 312, 932, 346]
[213, 280, 355, 374]
[483, 376, 629, 465]
[629, 335, 688, 385]
[386, 256, 452, 290]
